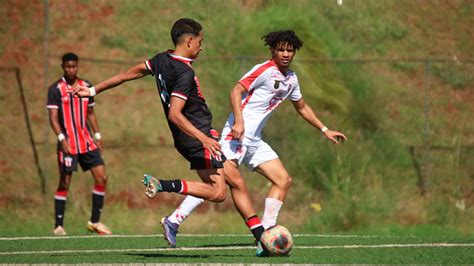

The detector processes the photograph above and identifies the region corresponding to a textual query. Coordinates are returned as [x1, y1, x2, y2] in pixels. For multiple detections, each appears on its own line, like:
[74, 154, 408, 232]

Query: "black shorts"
[57, 149, 104, 172]
[176, 129, 226, 170]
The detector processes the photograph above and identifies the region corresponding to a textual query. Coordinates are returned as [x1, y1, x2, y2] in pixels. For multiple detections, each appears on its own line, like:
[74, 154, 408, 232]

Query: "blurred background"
[0, 0, 472, 236]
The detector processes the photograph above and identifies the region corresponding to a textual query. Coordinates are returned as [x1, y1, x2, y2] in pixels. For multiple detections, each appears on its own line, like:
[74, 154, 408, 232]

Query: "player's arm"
[87, 107, 103, 151]
[75, 62, 150, 96]
[291, 98, 347, 144]
[230, 83, 247, 140]
[168, 97, 222, 156]
[48, 108, 70, 153]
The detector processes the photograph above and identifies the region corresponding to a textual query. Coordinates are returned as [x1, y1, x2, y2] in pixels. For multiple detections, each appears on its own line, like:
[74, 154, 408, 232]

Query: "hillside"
[0, 0, 472, 236]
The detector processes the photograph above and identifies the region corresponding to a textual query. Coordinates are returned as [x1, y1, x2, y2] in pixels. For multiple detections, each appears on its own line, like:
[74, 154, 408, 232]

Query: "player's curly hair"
[262, 30, 303, 50]
[171, 18, 202, 46]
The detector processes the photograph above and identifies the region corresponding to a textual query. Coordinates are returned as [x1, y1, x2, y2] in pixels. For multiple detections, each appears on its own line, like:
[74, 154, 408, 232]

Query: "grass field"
[1, 233, 473, 264]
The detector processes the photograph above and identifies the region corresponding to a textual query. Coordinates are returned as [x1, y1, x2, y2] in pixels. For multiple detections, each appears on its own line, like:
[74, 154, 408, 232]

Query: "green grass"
[0, 233, 472, 264]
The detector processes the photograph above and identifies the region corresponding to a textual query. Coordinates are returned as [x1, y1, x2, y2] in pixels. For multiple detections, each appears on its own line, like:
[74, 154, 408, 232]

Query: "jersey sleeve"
[46, 84, 60, 109]
[289, 76, 303, 101]
[171, 69, 194, 101]
[238, 64, 267, 91]
[83, 79, 95, 107]
[145, 54, 159, 76]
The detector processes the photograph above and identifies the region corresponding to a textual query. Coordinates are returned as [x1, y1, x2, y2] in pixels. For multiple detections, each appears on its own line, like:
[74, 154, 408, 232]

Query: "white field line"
[0, 243, 473, 256]
[0, 234, 417, 241]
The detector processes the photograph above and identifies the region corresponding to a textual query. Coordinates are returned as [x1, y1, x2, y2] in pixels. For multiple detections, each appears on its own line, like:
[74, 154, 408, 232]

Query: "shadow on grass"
[128, 243, 252, 259]
[129, 253, 211, 259]
[131, 253, 250, 259]
[197, 243, 252, 248]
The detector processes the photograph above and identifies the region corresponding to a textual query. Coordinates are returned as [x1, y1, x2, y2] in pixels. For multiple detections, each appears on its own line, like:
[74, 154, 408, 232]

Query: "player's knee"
[285, 175, 293, 189]
[210, 189, 226, 202]
[102, 175, 108, 184]
[227, 175, 246, 190]
[95, 174, 108, 185]
[276, 175, 292, 190]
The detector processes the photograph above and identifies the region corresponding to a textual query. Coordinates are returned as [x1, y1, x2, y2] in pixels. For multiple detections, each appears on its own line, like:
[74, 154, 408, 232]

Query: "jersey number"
[158, 73, 170, 107]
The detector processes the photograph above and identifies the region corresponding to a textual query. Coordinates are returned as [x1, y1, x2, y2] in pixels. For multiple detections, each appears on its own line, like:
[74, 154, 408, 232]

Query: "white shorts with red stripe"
[220, 139, 278, 171]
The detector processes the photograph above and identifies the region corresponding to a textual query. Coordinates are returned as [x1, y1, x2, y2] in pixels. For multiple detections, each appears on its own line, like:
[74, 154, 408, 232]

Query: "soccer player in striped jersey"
[163, 30, 347, 256]
[74, 19, 229, 217]
[47, 53, 111, 235]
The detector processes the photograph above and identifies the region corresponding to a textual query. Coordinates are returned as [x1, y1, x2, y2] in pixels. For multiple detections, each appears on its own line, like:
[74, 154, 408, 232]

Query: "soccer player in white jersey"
[161, 30, 347, 256]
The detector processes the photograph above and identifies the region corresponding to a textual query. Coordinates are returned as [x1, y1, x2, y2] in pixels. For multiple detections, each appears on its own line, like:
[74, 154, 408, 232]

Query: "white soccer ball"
[260, 225, 294, 256]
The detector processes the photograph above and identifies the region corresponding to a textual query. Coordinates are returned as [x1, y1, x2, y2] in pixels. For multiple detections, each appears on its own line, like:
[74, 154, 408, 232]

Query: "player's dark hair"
[171, 18, 203, 46]
[62, 52, 79, 63]
[262, 30, 303, 50]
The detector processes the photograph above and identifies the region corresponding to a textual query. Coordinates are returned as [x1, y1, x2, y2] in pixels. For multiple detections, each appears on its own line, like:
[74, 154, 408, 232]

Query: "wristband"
[89, 86, 97, 96]
[321, 126, 328, 133]
[94, 132, 102, 140]
[57, 133, 65, 142]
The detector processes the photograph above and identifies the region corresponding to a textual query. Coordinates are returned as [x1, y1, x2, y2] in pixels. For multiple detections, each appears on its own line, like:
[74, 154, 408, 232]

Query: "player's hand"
[201, 136, 223, 158]
[74, 85, 91, 97]
[95, 139, 104, 152]
[323, 130, 347, 144]
[231, 122, 245, 140]
[60, 140, 71, 154]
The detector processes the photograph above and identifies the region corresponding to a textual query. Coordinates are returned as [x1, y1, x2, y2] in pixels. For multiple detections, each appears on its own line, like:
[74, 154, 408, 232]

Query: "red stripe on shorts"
[204, 148, 212, 169]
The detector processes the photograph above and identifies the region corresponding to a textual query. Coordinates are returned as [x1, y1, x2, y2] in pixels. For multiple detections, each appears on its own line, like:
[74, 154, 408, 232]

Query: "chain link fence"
[1, 57, 472, 198]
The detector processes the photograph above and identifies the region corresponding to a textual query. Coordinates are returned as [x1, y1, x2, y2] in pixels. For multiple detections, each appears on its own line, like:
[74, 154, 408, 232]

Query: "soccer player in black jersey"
[47, 53, 111, 235]
[74, 19, 227, 205]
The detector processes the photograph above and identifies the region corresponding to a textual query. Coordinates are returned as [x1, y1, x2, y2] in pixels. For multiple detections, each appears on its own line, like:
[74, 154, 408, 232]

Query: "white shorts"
[220, 139, 278, 170]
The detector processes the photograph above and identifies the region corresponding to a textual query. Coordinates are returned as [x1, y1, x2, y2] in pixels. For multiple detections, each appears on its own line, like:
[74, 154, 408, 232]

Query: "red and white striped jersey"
[47, 77, 97, 154]
[221, 59, 302, 145]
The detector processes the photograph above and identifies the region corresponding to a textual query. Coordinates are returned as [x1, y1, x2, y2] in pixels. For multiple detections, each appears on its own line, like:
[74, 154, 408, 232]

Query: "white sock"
[261, 197, 283, 229]
[168, 196, 204, 225]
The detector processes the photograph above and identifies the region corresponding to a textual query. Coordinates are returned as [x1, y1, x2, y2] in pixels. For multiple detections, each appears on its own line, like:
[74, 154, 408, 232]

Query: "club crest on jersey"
[64, 156, 73, 167]
[62, 96, 69, 103]
[274, 80, 280, 89]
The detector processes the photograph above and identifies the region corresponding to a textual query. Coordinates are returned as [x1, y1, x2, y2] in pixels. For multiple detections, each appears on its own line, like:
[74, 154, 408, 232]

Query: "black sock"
[54, 199, 66, 228]
[245, 215, 265, 241]
[252, 225, 265, 241]
[159, 179, 182, 193]
[90, 193, 104, 223]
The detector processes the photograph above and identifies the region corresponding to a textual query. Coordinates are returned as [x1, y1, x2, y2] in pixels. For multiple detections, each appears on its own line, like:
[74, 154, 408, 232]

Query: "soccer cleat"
[87, 221, 112, 235]
[161, 216, 179, 248]
[256, 241, 270, 257]
[142, 174, 162, 199]
[53, 226, 67, 236]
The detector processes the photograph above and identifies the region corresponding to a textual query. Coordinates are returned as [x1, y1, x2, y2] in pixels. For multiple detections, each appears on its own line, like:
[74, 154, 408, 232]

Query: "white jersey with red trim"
[221, 59, 302, 145]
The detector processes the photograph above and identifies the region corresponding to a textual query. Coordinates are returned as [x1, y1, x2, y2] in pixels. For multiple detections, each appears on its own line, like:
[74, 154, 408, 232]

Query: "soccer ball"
[260, 225, 294, 256]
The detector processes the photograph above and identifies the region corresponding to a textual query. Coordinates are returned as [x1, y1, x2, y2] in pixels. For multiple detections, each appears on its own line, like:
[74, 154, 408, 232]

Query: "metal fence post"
[41, 0, 50, 194]
[15, 68, 46, 194]
[419, 58, 432, 195]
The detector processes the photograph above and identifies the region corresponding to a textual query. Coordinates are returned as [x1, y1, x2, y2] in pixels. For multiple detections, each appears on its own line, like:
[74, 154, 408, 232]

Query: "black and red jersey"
[145, 50, 214, 148]
[47, 77, 97, 154]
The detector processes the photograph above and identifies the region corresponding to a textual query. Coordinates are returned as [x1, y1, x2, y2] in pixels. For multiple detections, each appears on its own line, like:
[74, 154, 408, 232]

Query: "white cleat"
[53, 226, 67, 236]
